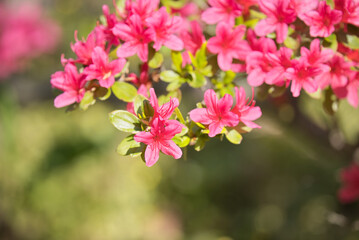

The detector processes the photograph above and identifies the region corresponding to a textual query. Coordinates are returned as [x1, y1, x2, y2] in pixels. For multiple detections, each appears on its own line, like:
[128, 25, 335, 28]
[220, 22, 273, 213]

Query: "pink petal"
[145, 144, 160, 167]
[254, 19, 276, 37]
[247, 68, 266, 87]
[159, 140, 182, 159]
[208, 121, 223, 137]
[134, 131, 154, 145]
[201, 8, 225, 24]
[54, 91, 78, 108]
[218, 93, 234, 114]
[204, 89, 219, 116]
[92, 46, 108, 68]
[218, 52, 233, 71]
[99, 76, 115, 88]
[159, 98, 179, 120]
[164, 35, 184, 51]
[276, 23, 288, 43]
[189, 108, 212, 125]
[117, 42, 137, 58]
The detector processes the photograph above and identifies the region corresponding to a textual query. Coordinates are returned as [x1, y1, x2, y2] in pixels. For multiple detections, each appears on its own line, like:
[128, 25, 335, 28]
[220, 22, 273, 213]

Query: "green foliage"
[225, 129, 243, 144]
[172, 135, 190, 148]
[212, 70, 236, 97]
[148, 52, 164, 68]
[347, 35, 359, 50]
[112, 82, 138, 102]
[133, 95, 154, 120]
[109, 110, 142, 133]
[324, 34, 338, 51]
[160, 44, 213, 91]
[79, 91, 96, 110]
[194, 134, 209, 151]
[117, 135, 144, 157]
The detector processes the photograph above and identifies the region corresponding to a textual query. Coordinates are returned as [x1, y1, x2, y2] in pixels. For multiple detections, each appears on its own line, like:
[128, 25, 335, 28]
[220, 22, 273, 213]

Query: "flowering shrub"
[0, 3, 61, 79]
[51, 0, 359, 169]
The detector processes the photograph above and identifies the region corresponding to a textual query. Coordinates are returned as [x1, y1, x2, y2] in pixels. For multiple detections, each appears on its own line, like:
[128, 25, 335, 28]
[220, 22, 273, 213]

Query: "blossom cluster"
[51, 0, 359, 170]
[0, 3, 60, 79]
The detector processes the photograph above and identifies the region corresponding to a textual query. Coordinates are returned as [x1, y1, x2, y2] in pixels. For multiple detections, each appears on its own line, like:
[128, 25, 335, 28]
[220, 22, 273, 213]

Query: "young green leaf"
[225, 129, 243, 144]
[148, 52, 164, 68]
[112, 82, 138, 102]
[79, 91, 96, 110]
[109, 110, 142, 132]
[117, 135, 143, 157]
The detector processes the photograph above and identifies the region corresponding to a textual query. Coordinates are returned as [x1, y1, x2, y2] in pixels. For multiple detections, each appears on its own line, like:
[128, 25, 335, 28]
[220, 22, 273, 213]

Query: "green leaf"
[195, 42, 208, 69]
[284, 36, 298, 50]
[166, 80, 183, 91]
[171, 51, 183, 73]
[249, 9, 266, 19]
[109, 110, 141, 132]
[133, 95, 154, 119]
[98, 88, 111, 101]
[189, 71, 207, 88]
[79, 91, 96, 110]
[175, 108, 186, 125]
[160, 70, 181, 82]
[194, 135, 209, 151]
[112, 82, 138, 102]
[324, 34, 338, 51]
[172, 136, 190, 148]
[244, 19, 259, 28]
[347, 35, 359, 50]
[225, 129, 243, 144]
[148, 52, 164, 68]
[200, 65, 213, 77]
[117, 135, 143, 157]
[223, 71, 236, 84]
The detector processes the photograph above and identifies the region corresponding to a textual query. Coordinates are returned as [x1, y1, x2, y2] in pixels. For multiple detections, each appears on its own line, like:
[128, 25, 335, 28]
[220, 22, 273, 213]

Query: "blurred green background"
[1, 0, 359, 239]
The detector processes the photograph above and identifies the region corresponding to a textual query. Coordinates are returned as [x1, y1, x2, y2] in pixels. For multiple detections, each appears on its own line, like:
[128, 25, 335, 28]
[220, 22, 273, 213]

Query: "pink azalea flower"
[236, 0, 258, 15]
[300, 38, 333, 66]
[335, 0, 359, 26]
[338, 162, 359, 203]
[247, 29, 277, 54]
[70, 28, 106, 65]
[149, 88, 179, 121]
[0, 3, 61, 79]
[246, 47, 293, 87]
[232, 87, 262, 129]
[101, 5, 121, 46]
[113, 14, 152, 62]
[300, 1, 342, 38]
[134, 117, 183, 167]
[51, 63, 87, 108]
[83, 46, 126, 88]
[145, 7, 184, 51]
[346, 73, 359, 107]
[125, 0, 160, 21]
[180, 21, 205, 66]
[207, 23, 247, 71]
[189, 89, 239, 137]
[315, 54, 353, 90]
[171, 3, 201, 32]
[265, 47, 293, 85]
[254, 0, 296, 43]
[201, 0, 243, 27]
[285, 58, 327, 97]
[290, 0, 318, 17]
